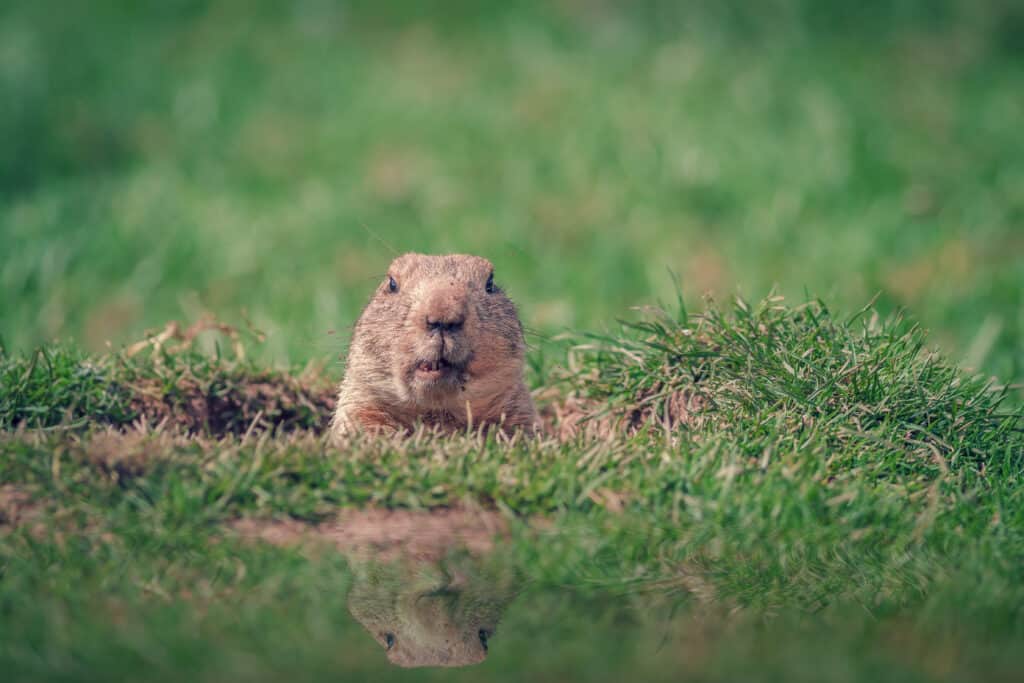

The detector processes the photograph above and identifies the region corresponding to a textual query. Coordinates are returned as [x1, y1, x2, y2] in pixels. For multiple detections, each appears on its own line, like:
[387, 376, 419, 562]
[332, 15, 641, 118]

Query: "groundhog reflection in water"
[347, 556, 517, 668]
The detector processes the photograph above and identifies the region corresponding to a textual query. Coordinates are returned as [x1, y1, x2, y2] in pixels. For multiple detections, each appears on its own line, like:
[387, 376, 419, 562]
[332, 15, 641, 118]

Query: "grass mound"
[562, 297, 1020, 472]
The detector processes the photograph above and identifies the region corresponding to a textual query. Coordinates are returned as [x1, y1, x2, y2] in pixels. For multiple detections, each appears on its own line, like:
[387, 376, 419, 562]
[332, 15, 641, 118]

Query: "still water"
[225, 510, 967, 682]
[3, 508, 1000, 682]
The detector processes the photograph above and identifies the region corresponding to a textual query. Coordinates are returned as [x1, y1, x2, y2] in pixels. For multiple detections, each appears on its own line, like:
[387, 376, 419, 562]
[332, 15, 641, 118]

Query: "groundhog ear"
[485, 272, 496, 294]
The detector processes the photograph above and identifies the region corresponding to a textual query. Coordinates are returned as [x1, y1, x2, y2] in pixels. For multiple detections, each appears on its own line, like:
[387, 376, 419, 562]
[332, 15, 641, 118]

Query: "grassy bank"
[2, 297, 1022, 680]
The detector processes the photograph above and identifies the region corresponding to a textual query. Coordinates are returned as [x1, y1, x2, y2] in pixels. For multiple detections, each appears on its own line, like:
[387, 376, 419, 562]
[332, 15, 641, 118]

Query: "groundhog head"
[333, 253, 535, 436]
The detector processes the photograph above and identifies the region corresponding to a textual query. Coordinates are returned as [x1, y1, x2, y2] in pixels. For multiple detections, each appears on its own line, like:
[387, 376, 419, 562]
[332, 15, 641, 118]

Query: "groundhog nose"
[425, 313, 465, 333]
[422, 284, 468, 334]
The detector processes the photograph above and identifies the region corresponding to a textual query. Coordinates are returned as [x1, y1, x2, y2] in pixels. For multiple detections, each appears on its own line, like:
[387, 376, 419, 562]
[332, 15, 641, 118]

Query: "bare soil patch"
[231, 508, 509, 562]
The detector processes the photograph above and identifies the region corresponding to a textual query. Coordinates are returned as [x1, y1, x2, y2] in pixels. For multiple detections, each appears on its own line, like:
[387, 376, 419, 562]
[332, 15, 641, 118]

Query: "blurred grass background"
[2, 0, 1022, 384]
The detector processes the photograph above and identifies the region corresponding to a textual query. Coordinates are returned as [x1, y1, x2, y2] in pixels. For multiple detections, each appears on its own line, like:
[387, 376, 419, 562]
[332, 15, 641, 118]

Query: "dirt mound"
[127, 373, 335, 436]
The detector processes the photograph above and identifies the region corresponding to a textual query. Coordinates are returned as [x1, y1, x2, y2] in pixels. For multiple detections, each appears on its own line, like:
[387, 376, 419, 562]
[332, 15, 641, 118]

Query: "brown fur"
[331, 253, 537, 439]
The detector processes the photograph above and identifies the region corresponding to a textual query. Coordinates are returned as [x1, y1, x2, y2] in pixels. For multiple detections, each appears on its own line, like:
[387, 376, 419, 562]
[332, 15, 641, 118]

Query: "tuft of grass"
[565, 296, 1022, 474]
[0, 345, 134, 431]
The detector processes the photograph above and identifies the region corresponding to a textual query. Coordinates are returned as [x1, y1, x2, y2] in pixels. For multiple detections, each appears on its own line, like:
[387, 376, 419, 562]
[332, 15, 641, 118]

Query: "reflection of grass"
[1, 1, 1022, 386]
[2, 297, 1022, 679]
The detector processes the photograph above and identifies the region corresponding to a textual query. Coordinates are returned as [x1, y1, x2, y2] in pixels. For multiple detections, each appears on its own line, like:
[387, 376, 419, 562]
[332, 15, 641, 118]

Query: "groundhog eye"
[485, 272, 495, 294]
[387, 276, 398, 293]
[384, 632, 396, 650]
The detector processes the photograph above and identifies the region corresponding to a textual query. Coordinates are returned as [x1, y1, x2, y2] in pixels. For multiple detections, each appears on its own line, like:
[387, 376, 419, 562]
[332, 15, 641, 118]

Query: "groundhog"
[331, 253, 537, 439]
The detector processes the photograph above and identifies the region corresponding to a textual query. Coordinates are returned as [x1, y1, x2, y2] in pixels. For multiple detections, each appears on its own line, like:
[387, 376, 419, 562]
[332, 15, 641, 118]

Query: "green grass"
[2, 296, 1023, 680]
[3, 1, 1024, 680]
[1, 0, 1022, 386]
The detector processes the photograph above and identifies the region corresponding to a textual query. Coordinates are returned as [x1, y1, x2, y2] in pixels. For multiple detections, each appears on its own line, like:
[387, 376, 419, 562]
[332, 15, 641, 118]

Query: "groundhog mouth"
[413, 358, 462, 381]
